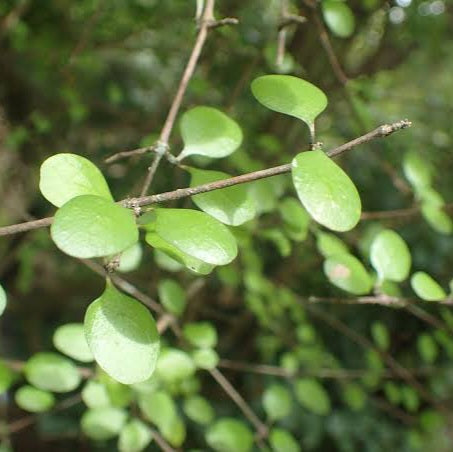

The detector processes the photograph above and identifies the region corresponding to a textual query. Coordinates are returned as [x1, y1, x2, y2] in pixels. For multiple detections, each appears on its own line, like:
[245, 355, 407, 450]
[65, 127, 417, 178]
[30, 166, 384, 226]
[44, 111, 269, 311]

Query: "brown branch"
[105, 145, 156, 164]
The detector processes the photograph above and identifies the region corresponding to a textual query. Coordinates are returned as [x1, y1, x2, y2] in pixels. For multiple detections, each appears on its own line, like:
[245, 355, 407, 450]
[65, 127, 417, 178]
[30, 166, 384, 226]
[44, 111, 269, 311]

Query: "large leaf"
[292, 150, 361, 231]
[53, 323, 94, 363]
[410, 272, 446, 302]
[15, 385, 55, 413]
[39, 153, 113, 207]
[51, 195, 138, 258]
[178, 106, 242, 160]
[322, 1, 355, 38]
[206, 418, 254, 452]
[0, 284, 6, 317]
[294, 378, 331, 415]
[84, 283, 160, 384]
[189, 168, 256, 226]
[370, 229, 411, 282]
[81, 407, 127, 441]
[262, 384, 292, 421]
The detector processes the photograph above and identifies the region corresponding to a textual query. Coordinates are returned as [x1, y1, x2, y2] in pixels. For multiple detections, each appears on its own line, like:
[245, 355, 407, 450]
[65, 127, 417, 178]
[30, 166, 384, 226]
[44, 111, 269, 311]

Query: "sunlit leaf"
[156, 349, 195, 382]
[53, 323, 94, 363]
[322, 0, 355, 38]
[269, 428, 300, 452]
[421, 203, 453, 235]
[294, 378, 331, 415]
[262, 384, 292, 421]
[183, 322, 218, 348]
[411, 271, 446, 302]
[206, 418, 254, 452]
[138, 390, 176, 430]
[158, 279, 186, 316]
[183, 395, 215, 425]
[81, 407, 127, 440]
[15, 385, 55, 413]
[118, 419, 153, 452]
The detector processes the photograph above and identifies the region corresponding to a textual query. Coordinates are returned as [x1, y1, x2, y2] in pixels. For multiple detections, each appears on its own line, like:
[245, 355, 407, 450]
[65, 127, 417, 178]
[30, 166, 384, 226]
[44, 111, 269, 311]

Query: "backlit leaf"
[411, 272, 446, 302]
[183, 322, 218, 348]
[15, 385, 55, 413]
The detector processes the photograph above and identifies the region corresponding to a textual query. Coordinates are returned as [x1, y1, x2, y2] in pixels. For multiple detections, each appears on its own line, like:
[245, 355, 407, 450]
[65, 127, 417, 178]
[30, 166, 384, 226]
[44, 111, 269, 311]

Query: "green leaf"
[417, 333, 439, 364]
[158, 279, 186, 316]
[401, 386, 419, 413]
[183, 395, 215, 425]
[370, 229, 411, 282]
[371, 322, 390, 350]
[81, 380, 111, 408]
[161, 415, 186, 447]
[51, 195, 138, 258]
[100, 373, 134, 408]
[144, 208, 238, 267]
[84, 283, 160, 384]
[206, 418, 254, 452]
[189, 168, 256, 226]
[156, 349, 195, 382]
[421, 203, 453, 235]
[39, 153, 113, 207]
[384, 382, 401, 405]
[263, 384, 292, 421]
[178, 106, 242, 160]
[25, 352, 81, 393]
[183, 322, 218, 348]
[342, 383, 366, 411]
[294, 378, 331, 415]
[15, 385, 55, 413]
[251, 75, 327, 132]
[138, 390, 176, 429]
[316, 231, 349, 257]
[403, 152, 432, 189]
[269, 428, 300, 452]
[292, 150, 361, 232]
[0, 284, 6, 316]
[53, 323, 94, 363]
[410, 272, 446, 302]
[192, 348, 219, 370]
[322, 0, 355, 38]
[324, 253, 372, 295]
[118, 419, 153, 452]
[118, 243, 143, 273]
[154, 250, 184, 272]
[81, 407, 127, 441]
[279, 197, 310, 241]
[0, 361, 15, 394]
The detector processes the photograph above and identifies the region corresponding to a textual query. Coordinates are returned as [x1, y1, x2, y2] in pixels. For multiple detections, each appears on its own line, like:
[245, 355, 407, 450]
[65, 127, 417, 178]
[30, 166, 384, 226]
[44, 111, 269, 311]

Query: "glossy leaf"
[118, 419, 153, 452]
[84, 283, 160, 384]
[156, 349, 195, 382]
[292, 150, 361, 231]
[51, 195, 138, 258]
[39, 153, 113, 207]
[324, 253, 372, 295]
[189, 168, 256, 226]
[81, 380, 111, 408]
[158, 279, 186, 316]
[25, 352, 81, 393]
[206, 418, 254, 452]
[183, 395, 215, 425]
[316, 231, 349, 257]
[81, 407, 127, 441]
[269, 428, 300, 452]
[263, 384, 292, 421]
[183, 322, 217, 348]
[294, 378, 331, 415]
[15, 385, 55, 413]
[192, 348, 219, 370]
[370, 229, 411, 282]
[0, 284, 6, 316]
[53, 323, 94, 363]
[411, 271, 446, 302]
[178, 106, 242, 160]
[118, 243, 143, 273]
[322, 1, 355, 38]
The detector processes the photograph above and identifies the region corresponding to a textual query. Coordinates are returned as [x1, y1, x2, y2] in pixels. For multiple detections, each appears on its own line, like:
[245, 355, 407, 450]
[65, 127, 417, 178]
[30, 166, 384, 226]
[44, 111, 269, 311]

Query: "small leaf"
[269, 428, 300, 452]
[81, 380, 111, 408]
[161, 415, 186, 447]
[139, 390, 177, 429]
[183, 322, 218, 348]
[403, 152, 432, 189]
[421, 203, 453, 235]
[118, 243, 143, 273]
[40, 153, 113, 207]
[178, 106, 242, 160]
[84, 283, 160, 384]
[183, 395, 215, 425]
[25, 352, 81, 393]
[322, 0, 355, 38]
[206, 418, 254, 452]
[370, 229, 411, 282]
[411, 272, 446, 302]
[417, 333, 439, 364]
[371, 322, 390, 350]
[15, 385, 55, 413]
[316, 231, 349, 257]
[189, 168, 256, 226]
[292, 150, 361, 231]
[81, 407, 127, 441]
[401, 386, 419, 413]
[279, 197, 310, 241]
[118, 419, 153, 452]
[262, 384, 292, 421]
[53, 323, 94, 363]
[251, 75, 327, 131]
[51, 195, 138, 258]
[342, 383, 366, 411]
[158, 279, 186, 316]
[324, 253, 372, 295]
[0, 284, 6, 316]
[192, 348, 219, 370]
[156, 349, 195, 382]
[0, 361, 15, 394]
[294, 378, 331, 415]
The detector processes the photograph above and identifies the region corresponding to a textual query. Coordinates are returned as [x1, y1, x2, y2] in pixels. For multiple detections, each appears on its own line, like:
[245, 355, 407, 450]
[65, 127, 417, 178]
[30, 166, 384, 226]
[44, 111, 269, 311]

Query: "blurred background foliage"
[1, 0, 453, 451]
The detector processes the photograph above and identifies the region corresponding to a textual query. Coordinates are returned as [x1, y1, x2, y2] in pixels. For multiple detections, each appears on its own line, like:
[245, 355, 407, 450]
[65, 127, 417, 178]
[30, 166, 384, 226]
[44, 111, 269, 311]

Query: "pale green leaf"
[292, 150, 361, 232]
[263, 384, 292, 421]
[206, 418, 254, 452]
[294, 378, 331, 415]
[81, 380, 111, 408]
[118, 243, 143, 273]
[154, 249, 184, 272]
[183, 322, 217, 348]
[158, 279, 186, 316]
[39, 153, 113, 207]
[192, 348, 219, 370]
[99, 373, 134, 408]
[322, 1, 355, 38]
[421, 203, 453, 235]
[15, 385, 55, 413]
[81, 407, 127, 441]
[53, 323, 94, 363]
[118, 419, 153, 452]
[0, 284, 6, 316]
[316, 231, 349, 257]
[51, 195, 138, 258]
[269, 428, 300, 452]
[84, 283, 160, 384]
[183, 395, 215, 425]
[138, 390, 177, 431]
[161, 415, 186, 447]
[156, 349, 195, 382]
[411, 271, 446, 302]
[403, 152, 432, 189]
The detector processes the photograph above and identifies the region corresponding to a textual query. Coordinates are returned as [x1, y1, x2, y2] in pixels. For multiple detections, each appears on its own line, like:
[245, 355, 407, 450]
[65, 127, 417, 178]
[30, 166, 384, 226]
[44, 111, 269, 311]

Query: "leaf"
[15, 385, 55, 413]
[342, 383, 366, 411]
[51, 195, 138, 258]
[251, 75, 327, 132]
[403, 151, 432, 189]
[144, 208, 238, 267]
[279, 197, 310, 241]
[417, 333, 438, 364]
[189, 168, 256, 226]
[183, 322, 218, 348]
[206, 418, 254, 452]
[316, 231, 349, 257]
[324, 253, 372, 295]
[53, 323, 94, 363]
[192, 348, 219, 370]
[154, 250, 184, 272]
[156, 349, 195, 382]
[25, 352, 81, 393]
[371, 322, 390, 350]
[157, 279, 186, 316]
[81, 380, 111, 408]
[262, 384, 292, 421]
[0, 361, 15, 394]
[322, 0, 355, 38]
[183, 395, 215, 425]
[39, 153, 113, 207]
[269, 428, 300, 452]
[84, 283, 160, 384]
[411, 271, 446, 302]
[292, 150, 361, 231]
[178, 106, 243, 160]
[0, 284, 6, 316]
[118, 243, 143, 273]
[294, 378, 331, 416]
[370, 229, 411, 282]
[81, 407, 127, 441]
[118, 419, 153, 452]
[138, 390, 176, 430]
[421, 203, 453, 235]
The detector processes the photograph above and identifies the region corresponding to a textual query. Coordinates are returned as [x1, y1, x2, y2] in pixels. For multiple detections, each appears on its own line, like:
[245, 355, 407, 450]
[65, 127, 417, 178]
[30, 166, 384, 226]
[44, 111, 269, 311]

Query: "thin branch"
[147, 427, 177, 452]
[105, 145, 156, 164]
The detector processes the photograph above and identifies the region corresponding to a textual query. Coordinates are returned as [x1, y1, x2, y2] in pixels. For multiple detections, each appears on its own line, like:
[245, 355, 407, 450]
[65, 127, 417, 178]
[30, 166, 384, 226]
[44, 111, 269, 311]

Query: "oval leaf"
[118, 419, 153, 452]
[138, 390, 176, 430]
[269, 428, 300, 452]
[206, 418, 254, 452]
[84, 283, 160, 384]
[157, 279, 186, 316]
[51, 195, 138, 258]
[81, 407, 127, 441]
[411, 271, 446, 302]
[183, 322, 217, 349]
[192, 348, 219, 370]
[53, 323, 94, 363]
[81, 380, 111, 408]
[183, 395, 215, 425]
[263, 384, 292, 421]
[322, 1, 355, 38]
[292, 150, 361, 231]
[118, 243, 143, 273]
[178, 106, 242, 160]
[40, 153, 113, 207]
[316, 231, 349, 257]
[421, 203, 453, 235]
[155, 349, 195, 382]
[403, 151, 432, 189]
[15, 385, 55, 413]
[279, 197, 310, 241]
[294, 378, 331, 415]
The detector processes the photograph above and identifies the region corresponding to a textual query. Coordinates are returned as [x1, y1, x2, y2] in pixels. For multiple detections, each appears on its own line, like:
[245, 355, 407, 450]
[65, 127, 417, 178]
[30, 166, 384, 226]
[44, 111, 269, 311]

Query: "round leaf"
[206, 418, 254, 452]
[269, 428, 300, 452]
[15, 385, 55, 413]
[53, 323, 94, 363]
[324, 253, 372, 295]
[263, 384, 292, 421]
[0, 284, 6, 316]
[189, 168, 256, 226]
[84, 283, 160, 384]
[316, 231, 349, 257]
[51, 195, 138, 258]
[82, 380, 111, 408]
[292, 150, 361, 232]
[183, 322, 217, 348]
[40, 153, 113, 207]
[183, 395, 215, 425]
[411, 272, 446, 302]
[158, 279, 186, 316]
[178, 106, 242, 160]
[322, 1, 355, 38]
[294, 378, 331, 415]
[118, 419, 153, 452]
[81, 407, 127, 441]
[156, 349, 195, 382]
[370, 229, 411, 282]
[192, 348, 219, 370]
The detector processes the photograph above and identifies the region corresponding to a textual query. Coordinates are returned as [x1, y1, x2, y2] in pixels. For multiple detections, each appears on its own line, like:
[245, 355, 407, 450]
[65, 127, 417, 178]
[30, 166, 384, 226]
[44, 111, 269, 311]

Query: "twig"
[105, 145, 156, 164]
[276, 0, 289, 67]
[148, 426, 177, 452]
